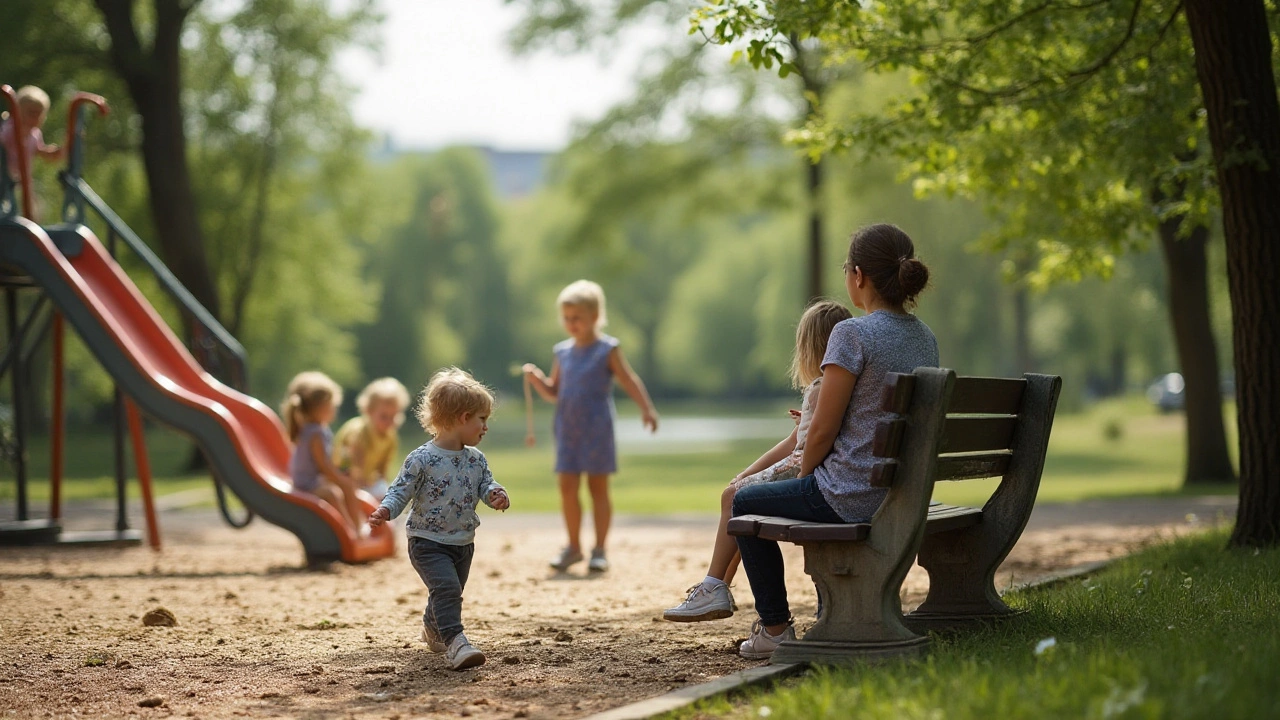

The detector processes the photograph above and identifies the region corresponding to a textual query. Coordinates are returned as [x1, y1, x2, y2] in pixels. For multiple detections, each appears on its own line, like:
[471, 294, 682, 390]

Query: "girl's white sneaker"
[663, 581, 735, 622]
[738, 619, 795, 660]
[588, 548, 609, 572]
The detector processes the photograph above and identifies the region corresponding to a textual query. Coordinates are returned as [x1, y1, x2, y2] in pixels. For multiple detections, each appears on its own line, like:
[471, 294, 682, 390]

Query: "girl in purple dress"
[523, 280, 659, 573]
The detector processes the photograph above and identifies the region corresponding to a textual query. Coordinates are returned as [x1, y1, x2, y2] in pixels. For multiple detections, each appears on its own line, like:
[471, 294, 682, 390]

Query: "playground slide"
[0, 218, 394, 564]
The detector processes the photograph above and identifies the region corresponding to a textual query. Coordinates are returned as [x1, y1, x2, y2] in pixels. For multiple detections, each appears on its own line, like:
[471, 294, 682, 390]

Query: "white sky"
[336, 0, 663, 152]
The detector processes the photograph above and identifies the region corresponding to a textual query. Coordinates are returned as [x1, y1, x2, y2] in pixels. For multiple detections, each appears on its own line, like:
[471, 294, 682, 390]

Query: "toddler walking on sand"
[368, 368, 509, 670]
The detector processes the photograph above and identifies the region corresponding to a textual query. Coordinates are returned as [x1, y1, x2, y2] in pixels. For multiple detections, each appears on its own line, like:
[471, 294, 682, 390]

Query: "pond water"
[614, 415, 794, 452]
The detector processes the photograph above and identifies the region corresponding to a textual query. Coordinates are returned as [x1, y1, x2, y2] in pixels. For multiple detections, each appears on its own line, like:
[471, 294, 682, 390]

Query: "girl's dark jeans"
[731, 475, 845, 627]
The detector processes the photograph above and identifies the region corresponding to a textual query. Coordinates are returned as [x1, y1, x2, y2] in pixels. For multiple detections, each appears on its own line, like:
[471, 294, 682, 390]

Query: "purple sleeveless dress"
[553, 335, 619, 474]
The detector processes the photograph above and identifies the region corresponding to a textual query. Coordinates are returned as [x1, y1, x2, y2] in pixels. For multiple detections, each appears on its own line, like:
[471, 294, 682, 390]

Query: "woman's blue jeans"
[732, 475, 844, 626]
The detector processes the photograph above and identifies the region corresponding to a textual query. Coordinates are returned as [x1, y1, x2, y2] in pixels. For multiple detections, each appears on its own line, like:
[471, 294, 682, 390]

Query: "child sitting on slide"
[280, 371, 364, 533]
[333, 377, 411, 501]
[663, 300, 852, 622]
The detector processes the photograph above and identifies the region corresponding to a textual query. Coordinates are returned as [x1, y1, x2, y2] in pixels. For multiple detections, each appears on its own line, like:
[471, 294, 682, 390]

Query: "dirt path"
[0, 496, 1233, 719]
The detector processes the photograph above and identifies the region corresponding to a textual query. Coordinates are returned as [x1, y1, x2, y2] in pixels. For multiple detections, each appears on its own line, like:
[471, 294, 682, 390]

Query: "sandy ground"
[0, 495, 1235, 720]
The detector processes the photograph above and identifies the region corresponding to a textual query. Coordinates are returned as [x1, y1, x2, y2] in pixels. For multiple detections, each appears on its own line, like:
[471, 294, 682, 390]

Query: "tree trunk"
[93, 0, 223, 326]
[1183, 0, 1280, 547]
[792, 36, 826, 304]
[1157, 214, 1236, 486]
[807, 158, 823, 303]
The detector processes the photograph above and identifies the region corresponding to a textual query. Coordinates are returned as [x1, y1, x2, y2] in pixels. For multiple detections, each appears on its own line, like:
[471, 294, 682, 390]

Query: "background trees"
[691, 0, 1277, 542]
[3, 0, 1257, 536]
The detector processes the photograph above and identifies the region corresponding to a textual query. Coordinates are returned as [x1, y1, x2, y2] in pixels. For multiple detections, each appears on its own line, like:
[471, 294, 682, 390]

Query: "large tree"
[695, 0, 1279, 543]
[1182, 0, 1280, 547]
[91, 0, 222, 328]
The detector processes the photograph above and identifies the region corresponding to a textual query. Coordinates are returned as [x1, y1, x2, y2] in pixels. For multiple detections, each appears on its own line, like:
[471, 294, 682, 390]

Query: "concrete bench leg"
[906, 373, 1061, 632]
[771, 542, 929, 665]
[905, 529, 1021, 632]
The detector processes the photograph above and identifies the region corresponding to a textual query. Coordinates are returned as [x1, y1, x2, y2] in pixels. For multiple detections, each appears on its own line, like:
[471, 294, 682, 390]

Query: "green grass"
[1, 395, 1238, 513]
[669, 527, 1280, 719]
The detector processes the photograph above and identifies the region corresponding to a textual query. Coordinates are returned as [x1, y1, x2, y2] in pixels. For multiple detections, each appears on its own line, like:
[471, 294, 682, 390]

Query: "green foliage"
[692, 0, 1217, 285]
[674, 527, 1280, 719]
[1, 0, 385, 402]
[185, 0, 384, 394]
[356, 148, 510, 388]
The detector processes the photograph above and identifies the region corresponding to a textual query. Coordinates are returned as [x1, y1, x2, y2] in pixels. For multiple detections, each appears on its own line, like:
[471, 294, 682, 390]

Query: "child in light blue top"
[377, 437, 505, 545]
[369, 367, 509, 671]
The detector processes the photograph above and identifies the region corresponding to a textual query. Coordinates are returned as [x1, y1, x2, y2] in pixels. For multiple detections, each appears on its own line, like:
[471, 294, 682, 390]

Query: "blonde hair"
[280, 371, 343, 441]
[557, 279, 607, 328]
[15, 86, 51, 113]
[789, 300, 854, 388]
[357, 377, 411, 427]
[415, 367, 495, 435]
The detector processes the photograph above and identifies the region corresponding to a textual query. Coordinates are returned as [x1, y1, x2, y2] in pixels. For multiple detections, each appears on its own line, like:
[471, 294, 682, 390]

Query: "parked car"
[1147, 373, 1185, 413]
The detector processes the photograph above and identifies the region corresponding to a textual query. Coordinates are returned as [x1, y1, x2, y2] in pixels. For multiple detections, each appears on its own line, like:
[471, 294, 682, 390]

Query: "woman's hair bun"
[898, 257, 930, 302]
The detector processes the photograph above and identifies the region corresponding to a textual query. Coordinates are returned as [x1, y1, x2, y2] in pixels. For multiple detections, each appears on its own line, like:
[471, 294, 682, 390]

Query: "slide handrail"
[61, 175, 249, 390]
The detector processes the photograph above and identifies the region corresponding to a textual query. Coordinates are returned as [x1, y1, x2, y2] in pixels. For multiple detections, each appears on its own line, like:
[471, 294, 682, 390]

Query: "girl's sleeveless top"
[553, 334, 619, 474]
[289, 422, 332, 492]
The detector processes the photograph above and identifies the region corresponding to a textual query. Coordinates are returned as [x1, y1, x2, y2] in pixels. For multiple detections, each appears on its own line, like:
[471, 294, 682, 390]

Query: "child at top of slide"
[333, 377, 411, 501]
[280, 371, 364, 532]
[663, 299, 852, 623]
[523, 279, 659, 573]
[2, 85, 64, 220]
[1, 86, 63, 181]
[368, 367, 510, 670]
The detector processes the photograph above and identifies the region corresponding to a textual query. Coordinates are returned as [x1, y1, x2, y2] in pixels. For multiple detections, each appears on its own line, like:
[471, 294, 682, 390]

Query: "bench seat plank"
[924, 504, 983, 533]
[727, 504, 980, 544]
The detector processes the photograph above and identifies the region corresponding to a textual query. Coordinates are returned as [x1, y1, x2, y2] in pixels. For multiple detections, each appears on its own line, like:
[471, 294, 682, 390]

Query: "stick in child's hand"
[523, 373, 536, 447]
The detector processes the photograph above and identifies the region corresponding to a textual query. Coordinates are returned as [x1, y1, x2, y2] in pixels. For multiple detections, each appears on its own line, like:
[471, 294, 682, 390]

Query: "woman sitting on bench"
[733, 223, 939, 660]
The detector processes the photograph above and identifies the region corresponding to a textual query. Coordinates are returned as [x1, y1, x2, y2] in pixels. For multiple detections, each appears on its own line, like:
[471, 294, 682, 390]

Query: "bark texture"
[1183, 0, 1280, 546]
[92, 0, 223, 325]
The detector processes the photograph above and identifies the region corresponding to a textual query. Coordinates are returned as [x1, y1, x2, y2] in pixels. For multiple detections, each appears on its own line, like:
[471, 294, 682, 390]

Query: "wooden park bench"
[727, 367, 1062, 665]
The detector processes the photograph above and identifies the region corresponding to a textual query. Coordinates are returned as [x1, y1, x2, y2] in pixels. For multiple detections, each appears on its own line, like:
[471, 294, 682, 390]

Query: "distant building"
[370, 134, 551, 200]
[480, 147, 550, 199]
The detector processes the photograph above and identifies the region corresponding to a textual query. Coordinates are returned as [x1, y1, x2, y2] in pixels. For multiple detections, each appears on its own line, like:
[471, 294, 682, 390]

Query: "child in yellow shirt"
[333, 377, 411, 500]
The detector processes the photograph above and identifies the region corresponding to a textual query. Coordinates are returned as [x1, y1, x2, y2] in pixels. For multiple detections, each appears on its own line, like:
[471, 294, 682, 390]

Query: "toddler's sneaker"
[419, 622, 445, 653]
[738, 619, 795, 660]
[587, 547, 609, 572]
[549, 547, 584, 571]
[445, 633, 486, 670]
[663, 581, 735, 622]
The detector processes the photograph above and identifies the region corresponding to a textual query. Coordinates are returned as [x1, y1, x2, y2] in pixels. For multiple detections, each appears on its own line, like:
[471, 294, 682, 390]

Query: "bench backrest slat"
[872, 450, 1013, 488]
[948, 377, 1026, 414]
[872, 372, 1056, 490]
[940, 416, 1018, 453]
